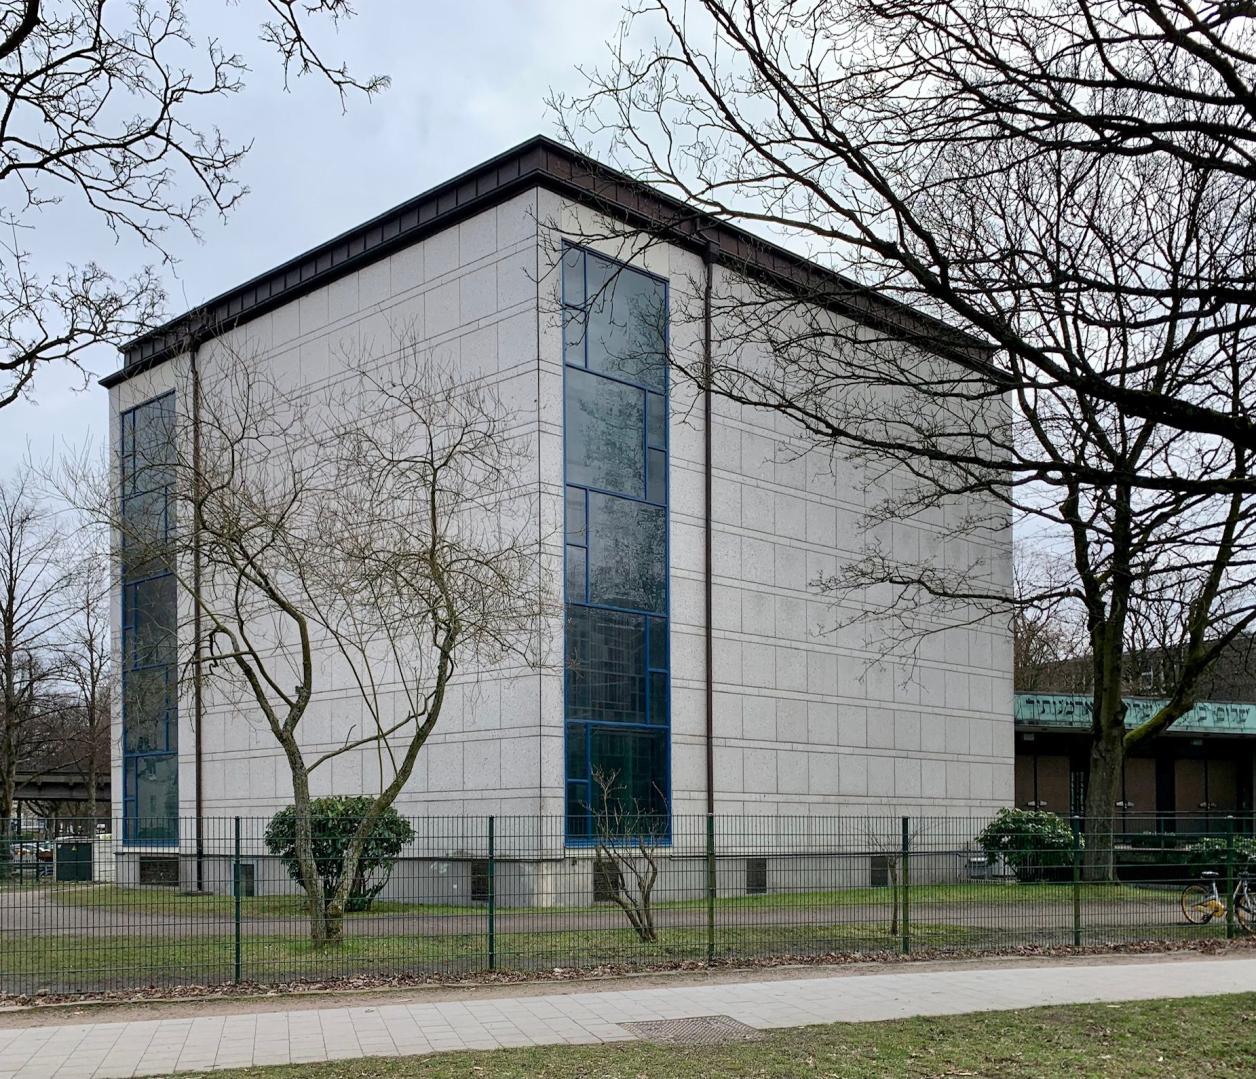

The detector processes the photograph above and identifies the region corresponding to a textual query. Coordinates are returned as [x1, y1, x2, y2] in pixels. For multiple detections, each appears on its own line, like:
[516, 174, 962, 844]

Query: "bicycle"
[1180, 869, 1255, 932]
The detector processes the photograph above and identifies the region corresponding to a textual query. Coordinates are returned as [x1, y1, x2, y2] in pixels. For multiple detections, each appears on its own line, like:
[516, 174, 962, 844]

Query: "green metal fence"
[1, 813, 1253, 996]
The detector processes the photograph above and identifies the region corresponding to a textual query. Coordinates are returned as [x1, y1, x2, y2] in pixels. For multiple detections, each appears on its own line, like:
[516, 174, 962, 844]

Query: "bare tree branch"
[0, 0, 385, 410]
[556, 0, 1256, 878]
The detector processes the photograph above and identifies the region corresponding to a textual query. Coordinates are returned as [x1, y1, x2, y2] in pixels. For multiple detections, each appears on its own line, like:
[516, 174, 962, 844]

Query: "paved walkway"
[0, 955, 1254, 1078]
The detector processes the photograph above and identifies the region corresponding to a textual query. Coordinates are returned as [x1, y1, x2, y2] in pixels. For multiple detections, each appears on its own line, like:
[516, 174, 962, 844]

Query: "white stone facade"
[108, 160, 1013, 854]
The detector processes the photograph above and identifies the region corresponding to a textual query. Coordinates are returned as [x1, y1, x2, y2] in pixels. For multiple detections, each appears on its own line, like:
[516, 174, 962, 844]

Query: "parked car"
[6, 842, 51, 876]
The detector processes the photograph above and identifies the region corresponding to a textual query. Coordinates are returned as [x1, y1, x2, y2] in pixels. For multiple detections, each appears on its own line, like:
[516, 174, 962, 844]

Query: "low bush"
[1123, 831, 1185, 850]
[264, 797, 415, 913]
[1114, 833, 1256, 882]
[977, 809, 1079, 883]
[1182, 836, 1256, 875]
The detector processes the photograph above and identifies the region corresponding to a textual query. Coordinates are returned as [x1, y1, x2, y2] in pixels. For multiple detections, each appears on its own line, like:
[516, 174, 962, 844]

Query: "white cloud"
[2, 0, 621, 463]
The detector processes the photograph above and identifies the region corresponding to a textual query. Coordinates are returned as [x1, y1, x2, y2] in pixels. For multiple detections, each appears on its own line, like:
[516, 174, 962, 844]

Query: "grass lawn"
[52, 888, 469, 918]
[5, 918, 1226, 996]
[182, 993, 1256, 1078]
[5, 880, 1215, 994]
[1, 921, 988, 993]
[48, 880, 1169, 919]
[665, 881, 1163, 910]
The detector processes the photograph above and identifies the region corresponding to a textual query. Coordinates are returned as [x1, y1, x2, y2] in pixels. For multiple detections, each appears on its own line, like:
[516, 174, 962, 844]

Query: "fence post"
[1071, 815, 1082, 948]
[706, 814, 716, 964]
[487, 815, 497, 972]
[1226, 816, 1236, 940]
[900, 817, 911, 956]
[233, 816, 242, 984]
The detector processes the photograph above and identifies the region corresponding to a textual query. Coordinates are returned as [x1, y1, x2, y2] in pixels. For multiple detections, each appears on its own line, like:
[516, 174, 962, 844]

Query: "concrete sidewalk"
[1, 955, 1254, 1079]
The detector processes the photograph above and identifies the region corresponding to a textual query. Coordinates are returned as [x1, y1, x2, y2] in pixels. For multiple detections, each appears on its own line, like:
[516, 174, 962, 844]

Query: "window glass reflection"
[586, 493, 665, 613]
[561, 245, 585, 306]
[560, 247, 670, 839]
[584, 254, 666, 390]
[124, 576, 177, 668]
[565, 607, 647, 725]
[120, 489, 172, 578]
[130, 756, 179, 842]
[564, 367, 645, 497]
[131, 395, 176, 492]
[590, 727, 669, 821]
[647, 392, 666, 447]
[565, 486, 586, 544]
[648, 616, 668, 671]
[120, 393, 179, 845]
[123, 668, 172, 753]
[648, 671, 669, 727]
[646, 448, 666, 505]
[565, 544, 586, 602]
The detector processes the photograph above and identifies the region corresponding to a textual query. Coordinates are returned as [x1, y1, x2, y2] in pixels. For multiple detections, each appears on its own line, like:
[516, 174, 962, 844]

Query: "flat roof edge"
[101, 136, 991, 390]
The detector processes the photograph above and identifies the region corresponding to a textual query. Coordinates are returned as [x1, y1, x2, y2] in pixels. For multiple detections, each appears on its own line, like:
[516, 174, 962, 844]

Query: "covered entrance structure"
[1014, 694, 1256, 831]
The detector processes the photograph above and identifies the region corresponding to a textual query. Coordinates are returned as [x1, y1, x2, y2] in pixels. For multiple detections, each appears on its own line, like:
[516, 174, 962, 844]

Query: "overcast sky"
[4, 0, 625, 464]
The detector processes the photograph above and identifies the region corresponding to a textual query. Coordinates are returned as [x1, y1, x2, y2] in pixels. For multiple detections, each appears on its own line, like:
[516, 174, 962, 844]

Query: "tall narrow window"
[562, 246, 670, 841]
[120, 393, 179, 844]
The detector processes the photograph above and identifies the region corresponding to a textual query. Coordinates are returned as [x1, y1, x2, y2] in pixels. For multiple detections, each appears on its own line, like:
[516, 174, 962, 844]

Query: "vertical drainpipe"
[189, 338, 205, 892]
[703, 239, 717, 817]
[533, 191, 545, 816]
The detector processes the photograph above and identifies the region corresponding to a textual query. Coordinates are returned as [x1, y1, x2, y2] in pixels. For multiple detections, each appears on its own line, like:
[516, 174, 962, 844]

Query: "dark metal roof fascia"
[101, 136, 991, 389]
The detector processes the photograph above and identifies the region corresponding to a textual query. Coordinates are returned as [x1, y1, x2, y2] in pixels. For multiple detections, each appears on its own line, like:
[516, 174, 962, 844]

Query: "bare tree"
[15, 686, 109, 826]
[0, 0, 386, 411]
[78, 334, 544, 943]
[1011, 550, 1090, 695]
[52, 531, 112, 822]
[556, 0, 1256, 876]
[0, 464, 70, 869]
[589, 769, 664, 944]
[861, 814, 925, 938]
[555, 0, 1256, 473]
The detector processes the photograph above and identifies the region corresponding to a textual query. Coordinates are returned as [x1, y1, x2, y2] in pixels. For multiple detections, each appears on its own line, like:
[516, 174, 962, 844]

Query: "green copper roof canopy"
[1015, 693, 1256, 736]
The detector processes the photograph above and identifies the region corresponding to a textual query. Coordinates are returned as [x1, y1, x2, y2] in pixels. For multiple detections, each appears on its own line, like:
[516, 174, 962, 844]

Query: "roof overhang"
[101, 135, 993, 390]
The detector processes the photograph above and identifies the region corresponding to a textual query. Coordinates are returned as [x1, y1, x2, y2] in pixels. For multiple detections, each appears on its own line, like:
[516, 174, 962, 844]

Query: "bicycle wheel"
[1181, 883, 1216, 924]
[1236, 889, 1256, 935]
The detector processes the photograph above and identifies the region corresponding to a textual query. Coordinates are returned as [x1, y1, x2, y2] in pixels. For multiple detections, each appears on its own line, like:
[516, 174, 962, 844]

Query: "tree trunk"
[1083, 710, 1125, 881]
[86, 753, 97, 824]
[321, 706, 446, 945]
[280, 745, 330, 944]
[0, 765, 15, 831]
[888, 856, 899, 936]
[1, 619, 13, 880]
[325, 799, 395, 943]
[0, 766, 15, 883]
[85, 698, 98, 823]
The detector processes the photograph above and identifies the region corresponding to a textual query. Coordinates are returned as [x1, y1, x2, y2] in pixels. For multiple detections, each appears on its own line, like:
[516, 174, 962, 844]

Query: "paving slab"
[1, 954, 1254, 1078]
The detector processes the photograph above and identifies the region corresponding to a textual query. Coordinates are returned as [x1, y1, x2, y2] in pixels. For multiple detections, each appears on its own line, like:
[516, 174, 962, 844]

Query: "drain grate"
[622, 1015, 765, 1046]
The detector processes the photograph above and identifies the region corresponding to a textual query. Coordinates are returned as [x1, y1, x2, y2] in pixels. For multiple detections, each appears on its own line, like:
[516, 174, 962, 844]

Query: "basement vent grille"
[592, 859, 623, 902]
[745, 857, 768, 895]
[137, 855, 178, 886]
[623, 1016, 765, 1046]
[470, 859, 490, 902]
[870, 853, 891, 887]
[233, 863, 255, 898]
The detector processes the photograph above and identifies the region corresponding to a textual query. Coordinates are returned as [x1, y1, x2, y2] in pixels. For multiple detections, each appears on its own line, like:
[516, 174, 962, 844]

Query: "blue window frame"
[562, 245, 671, 842]
[119, 392, 178, 845]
